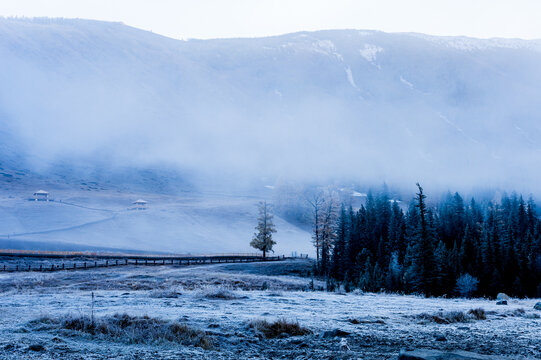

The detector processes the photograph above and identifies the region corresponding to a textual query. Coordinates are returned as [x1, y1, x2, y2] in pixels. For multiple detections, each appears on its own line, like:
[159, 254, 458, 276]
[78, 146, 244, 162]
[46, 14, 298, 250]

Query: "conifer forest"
[319, 184, 541, 298]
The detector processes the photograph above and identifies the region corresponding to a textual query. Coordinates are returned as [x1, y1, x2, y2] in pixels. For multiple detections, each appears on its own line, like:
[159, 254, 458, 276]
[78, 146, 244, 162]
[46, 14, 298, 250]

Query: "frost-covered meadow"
[0, 259, 539, 359]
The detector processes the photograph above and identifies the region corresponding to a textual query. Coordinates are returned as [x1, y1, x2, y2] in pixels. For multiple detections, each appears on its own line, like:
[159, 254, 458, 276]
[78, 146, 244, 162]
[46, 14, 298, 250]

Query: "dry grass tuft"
[201, 287, 242, 300]
[33, 313, 212, 349]
[416, 308, 488, 324]
[467, 308, 486, 320]
[249, 318, 312, 338]
[507, 308, 540, 319]
[415, 310, 482, 324]
[149, 289, 182, 298]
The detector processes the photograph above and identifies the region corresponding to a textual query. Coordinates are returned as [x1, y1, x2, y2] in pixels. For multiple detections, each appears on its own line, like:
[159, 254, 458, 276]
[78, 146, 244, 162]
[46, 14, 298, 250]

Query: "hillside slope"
[1, 18, 541, 252]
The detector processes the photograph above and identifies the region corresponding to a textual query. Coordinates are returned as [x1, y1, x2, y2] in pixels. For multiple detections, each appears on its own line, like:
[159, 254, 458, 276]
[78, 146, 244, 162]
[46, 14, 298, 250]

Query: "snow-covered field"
[0, 259, 539, 359]
[0, 187, 313, 256]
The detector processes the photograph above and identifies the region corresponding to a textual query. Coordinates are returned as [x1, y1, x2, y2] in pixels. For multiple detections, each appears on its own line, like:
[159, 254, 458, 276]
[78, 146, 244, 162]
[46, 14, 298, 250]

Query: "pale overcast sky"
[2, 0, 540, 40]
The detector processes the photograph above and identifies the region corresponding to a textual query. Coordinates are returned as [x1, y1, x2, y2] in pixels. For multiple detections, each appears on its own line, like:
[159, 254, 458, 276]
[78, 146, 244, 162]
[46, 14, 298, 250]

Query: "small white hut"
[33, 190, 49, 201]
[133, 199, 148, 210]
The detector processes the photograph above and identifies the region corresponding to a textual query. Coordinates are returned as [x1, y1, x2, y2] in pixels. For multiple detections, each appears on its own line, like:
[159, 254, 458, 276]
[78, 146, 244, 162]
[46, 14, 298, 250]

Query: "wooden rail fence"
[0, 250, 288, 273]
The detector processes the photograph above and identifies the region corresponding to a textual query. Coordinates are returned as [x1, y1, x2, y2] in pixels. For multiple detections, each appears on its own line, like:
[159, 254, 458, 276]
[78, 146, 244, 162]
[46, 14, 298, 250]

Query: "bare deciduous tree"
[320, 192, 339, 274]
[307, 188, 338, 273]
[306, 191, 324, 269]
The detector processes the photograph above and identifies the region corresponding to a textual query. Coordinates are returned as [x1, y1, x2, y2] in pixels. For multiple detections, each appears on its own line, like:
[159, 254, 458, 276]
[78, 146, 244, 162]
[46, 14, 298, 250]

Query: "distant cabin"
[133, 199, 147, 210]
[33, 190, 49, 201]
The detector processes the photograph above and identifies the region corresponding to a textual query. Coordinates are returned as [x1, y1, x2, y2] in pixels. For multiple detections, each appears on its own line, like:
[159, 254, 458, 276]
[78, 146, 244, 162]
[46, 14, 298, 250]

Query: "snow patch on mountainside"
[400, 76, 414, 89]
[437, 113, 480, 145]
[412, 33, 541, 52]
[345, 67, 359, 90]
[359, 44, 383, 63]
[312, 39, 343, 61]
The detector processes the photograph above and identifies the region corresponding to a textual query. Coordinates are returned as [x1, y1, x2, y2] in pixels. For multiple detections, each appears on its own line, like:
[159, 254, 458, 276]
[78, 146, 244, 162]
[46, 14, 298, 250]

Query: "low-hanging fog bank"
[1, 18, 541, 194]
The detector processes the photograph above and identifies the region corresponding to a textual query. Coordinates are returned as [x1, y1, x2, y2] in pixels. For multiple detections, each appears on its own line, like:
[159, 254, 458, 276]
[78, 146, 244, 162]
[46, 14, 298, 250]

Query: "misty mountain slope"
[1, 18, 541, 190]
[1, 18, 541, 253]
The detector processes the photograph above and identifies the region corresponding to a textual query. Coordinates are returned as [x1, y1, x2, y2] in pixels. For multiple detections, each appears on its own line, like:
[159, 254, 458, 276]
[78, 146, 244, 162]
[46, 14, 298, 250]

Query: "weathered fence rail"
[0, 249, 267, 259]
[0, 249, 286, 273]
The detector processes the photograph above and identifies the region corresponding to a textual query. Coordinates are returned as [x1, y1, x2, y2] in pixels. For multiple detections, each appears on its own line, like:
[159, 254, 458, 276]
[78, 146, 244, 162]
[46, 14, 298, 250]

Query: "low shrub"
[351, 289, 364, 296]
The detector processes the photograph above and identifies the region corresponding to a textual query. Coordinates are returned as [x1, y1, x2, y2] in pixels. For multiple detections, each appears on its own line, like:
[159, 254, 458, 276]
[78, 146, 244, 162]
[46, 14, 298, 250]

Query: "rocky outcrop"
[534, 302, 541, 310]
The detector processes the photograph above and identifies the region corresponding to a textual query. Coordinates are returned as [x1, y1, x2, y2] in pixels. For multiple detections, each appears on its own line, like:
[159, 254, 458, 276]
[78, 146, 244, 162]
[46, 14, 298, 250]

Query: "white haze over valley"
[1, 17, 541, 253]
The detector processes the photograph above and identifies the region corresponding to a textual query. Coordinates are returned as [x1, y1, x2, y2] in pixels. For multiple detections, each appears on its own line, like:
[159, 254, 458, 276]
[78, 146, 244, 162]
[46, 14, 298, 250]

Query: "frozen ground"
[0, 259, 539, 359]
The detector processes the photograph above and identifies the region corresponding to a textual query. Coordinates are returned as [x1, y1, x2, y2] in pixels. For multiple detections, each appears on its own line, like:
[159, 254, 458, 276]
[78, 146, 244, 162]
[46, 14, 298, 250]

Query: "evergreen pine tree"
[409, 183, 437, 296]
[331, 205, 348, 281]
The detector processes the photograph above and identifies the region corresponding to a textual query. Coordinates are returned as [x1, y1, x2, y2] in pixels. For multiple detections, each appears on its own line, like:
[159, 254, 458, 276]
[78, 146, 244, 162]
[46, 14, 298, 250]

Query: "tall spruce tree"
[331, 205, 349, 281]
[407, 183, 437, 296]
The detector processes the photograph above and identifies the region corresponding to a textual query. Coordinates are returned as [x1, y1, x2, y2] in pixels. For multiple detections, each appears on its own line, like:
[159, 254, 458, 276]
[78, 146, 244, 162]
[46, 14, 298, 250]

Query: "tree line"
[310, 184, 541, 298]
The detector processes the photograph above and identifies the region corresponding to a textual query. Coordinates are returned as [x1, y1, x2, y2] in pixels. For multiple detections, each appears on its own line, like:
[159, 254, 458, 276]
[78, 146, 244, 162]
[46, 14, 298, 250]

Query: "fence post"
[62, 263, 64, 270]
[28, 265, 31, 271]
[105, 260, 108, 267]
[95, 261, 97, 268]
[125, 259, 128, 265]
[40, 265, 42, 271]
[116, 260, 119, 266]
[74, 263, 76, 269]
[51, 264, 54, 271]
